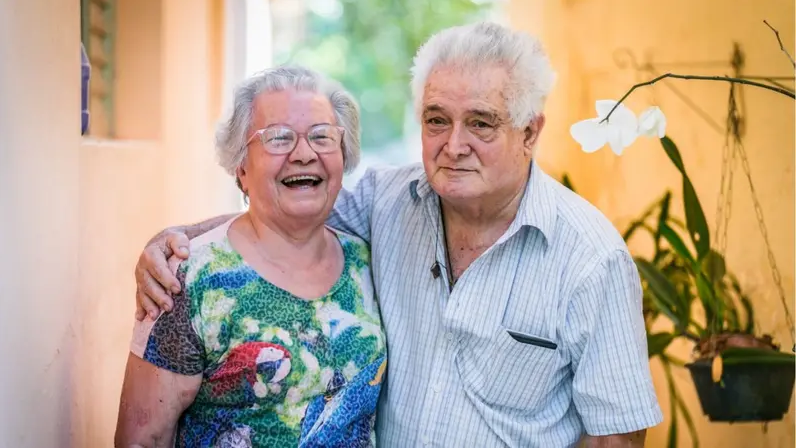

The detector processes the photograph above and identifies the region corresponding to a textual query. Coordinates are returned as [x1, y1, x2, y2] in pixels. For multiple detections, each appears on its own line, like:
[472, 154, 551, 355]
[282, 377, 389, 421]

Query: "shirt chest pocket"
[454, 329, 561, 411]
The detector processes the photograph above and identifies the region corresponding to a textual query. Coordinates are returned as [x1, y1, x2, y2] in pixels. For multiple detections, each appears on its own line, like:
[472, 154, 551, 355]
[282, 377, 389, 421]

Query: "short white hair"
[216, 66, 361, 178]
[410, 22, 556, 128]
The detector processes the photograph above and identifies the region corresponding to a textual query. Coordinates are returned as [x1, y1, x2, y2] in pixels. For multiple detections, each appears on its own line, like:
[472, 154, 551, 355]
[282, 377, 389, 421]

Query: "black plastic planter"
[686, 358, 795, 422]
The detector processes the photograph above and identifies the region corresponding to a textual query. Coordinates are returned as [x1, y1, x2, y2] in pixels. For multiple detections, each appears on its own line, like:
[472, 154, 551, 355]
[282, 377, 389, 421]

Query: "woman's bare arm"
[115, 353, 202, 447]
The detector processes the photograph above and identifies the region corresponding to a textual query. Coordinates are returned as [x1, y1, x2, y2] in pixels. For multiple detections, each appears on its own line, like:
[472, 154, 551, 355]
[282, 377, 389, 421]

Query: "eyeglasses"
[245, 124, 345, 155]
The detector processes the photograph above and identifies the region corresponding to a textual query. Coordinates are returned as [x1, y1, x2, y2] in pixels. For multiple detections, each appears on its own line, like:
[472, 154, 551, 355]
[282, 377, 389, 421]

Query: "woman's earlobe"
[235, 166, 248, 195]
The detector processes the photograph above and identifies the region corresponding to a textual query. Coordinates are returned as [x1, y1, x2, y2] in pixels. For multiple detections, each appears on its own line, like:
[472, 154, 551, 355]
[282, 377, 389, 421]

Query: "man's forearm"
[583, 430, 646, 447]
[146, 213, 238, 247]
[183, 213, 239, 239]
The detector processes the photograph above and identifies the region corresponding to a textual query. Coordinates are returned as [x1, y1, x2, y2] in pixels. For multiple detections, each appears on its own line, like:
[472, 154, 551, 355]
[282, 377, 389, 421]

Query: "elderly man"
[133, 22, 662, 447]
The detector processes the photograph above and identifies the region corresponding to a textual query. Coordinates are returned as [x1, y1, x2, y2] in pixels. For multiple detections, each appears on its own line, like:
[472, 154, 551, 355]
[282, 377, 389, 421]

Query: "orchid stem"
[764, 20, 796, 69]
[600, 73, 796, 124]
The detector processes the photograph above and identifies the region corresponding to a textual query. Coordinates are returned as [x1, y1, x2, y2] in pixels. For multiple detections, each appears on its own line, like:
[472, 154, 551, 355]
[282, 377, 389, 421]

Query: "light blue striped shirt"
[328, 161, 663, 447]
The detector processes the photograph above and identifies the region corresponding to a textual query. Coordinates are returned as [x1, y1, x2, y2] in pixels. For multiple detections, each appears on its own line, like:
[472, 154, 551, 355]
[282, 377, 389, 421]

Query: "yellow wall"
[0, 1, 237, 446]
[0, 1, 82, 446]
[510, 0, 795, 446]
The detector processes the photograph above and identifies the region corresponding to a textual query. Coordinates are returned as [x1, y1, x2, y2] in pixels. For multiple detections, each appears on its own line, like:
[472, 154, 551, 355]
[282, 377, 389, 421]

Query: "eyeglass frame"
[244, 124, 346, 155]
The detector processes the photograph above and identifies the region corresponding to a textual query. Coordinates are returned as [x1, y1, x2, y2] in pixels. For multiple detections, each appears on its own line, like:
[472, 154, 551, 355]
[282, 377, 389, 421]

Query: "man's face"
[420, 64, 544, 206]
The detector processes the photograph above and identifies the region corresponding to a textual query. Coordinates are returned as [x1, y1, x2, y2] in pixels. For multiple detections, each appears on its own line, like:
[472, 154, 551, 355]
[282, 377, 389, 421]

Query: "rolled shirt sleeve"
[564, 249, 663, 435]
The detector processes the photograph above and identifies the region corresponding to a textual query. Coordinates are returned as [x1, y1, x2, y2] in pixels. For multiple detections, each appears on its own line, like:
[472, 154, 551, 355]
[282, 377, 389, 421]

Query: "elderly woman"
[115, 66, 387, 447]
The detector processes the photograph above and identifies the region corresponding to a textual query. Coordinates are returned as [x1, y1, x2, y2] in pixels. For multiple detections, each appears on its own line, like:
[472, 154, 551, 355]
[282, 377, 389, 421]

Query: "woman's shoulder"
[179, 217, 242, 284]
[189, 217, 237, 253]
[329, 227, 370, 255]
[329, 227, 373, 274]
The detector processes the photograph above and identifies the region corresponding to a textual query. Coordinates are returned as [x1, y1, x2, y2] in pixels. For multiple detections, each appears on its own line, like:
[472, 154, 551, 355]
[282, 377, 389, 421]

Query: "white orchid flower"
[638, 106, 667, 138]
[569, 100, 639, 155]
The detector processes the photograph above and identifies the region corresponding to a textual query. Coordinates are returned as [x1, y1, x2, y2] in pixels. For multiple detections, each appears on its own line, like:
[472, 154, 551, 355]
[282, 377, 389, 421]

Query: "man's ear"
[523, 113, 546, 154]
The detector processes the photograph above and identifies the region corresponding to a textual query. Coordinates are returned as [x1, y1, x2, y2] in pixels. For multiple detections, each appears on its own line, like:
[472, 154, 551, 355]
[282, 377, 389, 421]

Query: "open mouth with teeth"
[281, 174, 323, 189]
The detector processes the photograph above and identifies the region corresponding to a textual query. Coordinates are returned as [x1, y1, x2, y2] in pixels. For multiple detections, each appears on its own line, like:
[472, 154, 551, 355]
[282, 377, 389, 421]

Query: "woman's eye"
[425, 117, 446, 126]
[471, 120, 493, 129]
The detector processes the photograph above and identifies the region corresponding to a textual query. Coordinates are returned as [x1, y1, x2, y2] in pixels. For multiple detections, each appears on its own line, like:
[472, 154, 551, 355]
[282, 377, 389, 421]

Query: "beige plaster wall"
[0, 0, 237, 446]
[0, 1, 82, 446]
[509, 0, 795, 446]
[73, 1, 237, 445]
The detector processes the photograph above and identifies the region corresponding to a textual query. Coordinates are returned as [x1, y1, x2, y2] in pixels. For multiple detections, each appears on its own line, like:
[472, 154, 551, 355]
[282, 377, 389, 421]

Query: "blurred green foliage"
[275, 0, 496, 149]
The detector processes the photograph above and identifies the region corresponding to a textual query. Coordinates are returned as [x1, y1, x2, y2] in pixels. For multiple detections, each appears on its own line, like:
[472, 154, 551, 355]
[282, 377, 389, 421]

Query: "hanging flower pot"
[569, 34, 796, 441]
[686, 344, 796, 422]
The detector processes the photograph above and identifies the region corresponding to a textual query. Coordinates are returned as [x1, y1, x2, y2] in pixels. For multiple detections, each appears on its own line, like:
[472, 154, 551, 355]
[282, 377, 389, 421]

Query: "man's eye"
[471, 120, 493, 129]
[425, 117, 446, 126]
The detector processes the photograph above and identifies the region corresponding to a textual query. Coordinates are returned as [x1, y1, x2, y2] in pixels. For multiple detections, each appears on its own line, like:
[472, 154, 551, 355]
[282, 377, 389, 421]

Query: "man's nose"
[443, 123, 471, 157]
[288, 137, 318, 164]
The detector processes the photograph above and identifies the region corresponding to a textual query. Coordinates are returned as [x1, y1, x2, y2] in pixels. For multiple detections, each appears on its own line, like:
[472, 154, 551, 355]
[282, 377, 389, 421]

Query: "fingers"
[143, 244, 181, 296]
[136, 287, 162, 320]
[167, 254, 182, 277]
[133, 228, 189, 321]
[141, 273, 173, 315]
[135, 294, 147, 321]
[134, 250, 177, 318]
[165, 231, 191, 260]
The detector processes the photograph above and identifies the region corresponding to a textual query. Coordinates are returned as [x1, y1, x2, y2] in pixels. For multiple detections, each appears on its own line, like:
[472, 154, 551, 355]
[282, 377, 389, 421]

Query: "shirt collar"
[408, 161, 557, 244]
[510, 161, 557, 244]
[409, 170, 434, 201]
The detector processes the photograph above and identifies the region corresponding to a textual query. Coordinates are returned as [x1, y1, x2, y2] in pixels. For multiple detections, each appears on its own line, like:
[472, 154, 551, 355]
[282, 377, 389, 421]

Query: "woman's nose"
[288, 137, 318, 163]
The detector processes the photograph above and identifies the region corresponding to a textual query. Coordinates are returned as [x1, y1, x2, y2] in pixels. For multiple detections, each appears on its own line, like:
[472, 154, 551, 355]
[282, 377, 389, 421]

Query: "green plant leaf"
[701, 250, 726, 284]
[623, 220, 644, 241]
[695, 272, 720, 334]
[648, 332, 676, 357]
[660, 356, 699, 446]
[723, 293, 741, 332]
[740, 295, 755, 334]
[660, 223, 697, 267]
[661, 359, 679, 448]
[660, 137, 711, 260]
[623, 220, 658, 243]
[727, 275, 755, 334]
[675, 385, 700, 447]
[623, 193, 668, 242]
[636, 258, 685, 330]
[654, 192, 672, 258]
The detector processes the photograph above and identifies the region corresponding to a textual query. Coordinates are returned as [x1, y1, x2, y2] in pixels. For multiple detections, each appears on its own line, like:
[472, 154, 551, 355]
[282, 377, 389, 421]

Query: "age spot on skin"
[133, 406, 150, 427]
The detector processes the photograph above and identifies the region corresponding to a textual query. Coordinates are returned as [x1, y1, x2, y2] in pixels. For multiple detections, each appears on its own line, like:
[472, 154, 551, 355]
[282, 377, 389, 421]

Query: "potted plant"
[566, 23, 796, 443]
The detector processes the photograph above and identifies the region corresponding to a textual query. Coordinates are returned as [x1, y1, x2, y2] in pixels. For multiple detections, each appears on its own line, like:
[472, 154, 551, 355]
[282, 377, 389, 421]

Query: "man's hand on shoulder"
[134, 213, 239, 320]
[135, 228, 190, 320]
[584, 430, 647, 447]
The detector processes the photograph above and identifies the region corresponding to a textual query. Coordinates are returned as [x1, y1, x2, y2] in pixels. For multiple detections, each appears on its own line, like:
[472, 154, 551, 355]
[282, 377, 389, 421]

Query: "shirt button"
[446, 332, 454, 342]
[422, 437, 430, 445]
